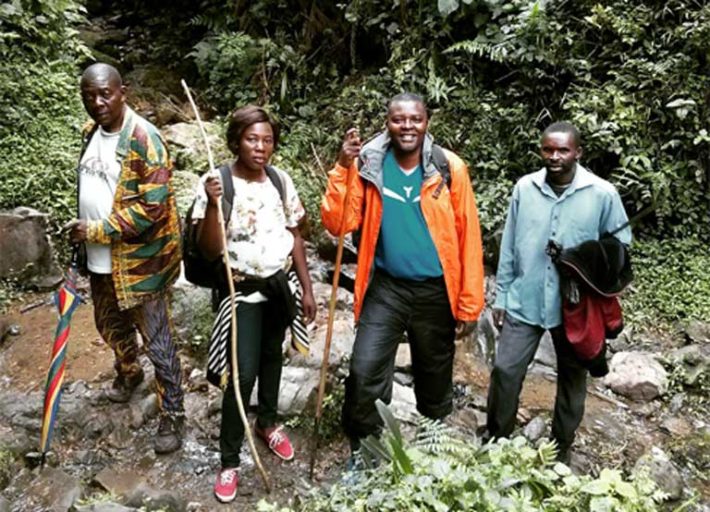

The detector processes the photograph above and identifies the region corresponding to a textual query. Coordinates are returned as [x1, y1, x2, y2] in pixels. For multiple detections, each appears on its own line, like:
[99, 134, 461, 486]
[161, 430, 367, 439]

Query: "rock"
[74, 503, 138, 512]
[26, 467, 81, 511]
[395, 343, 412, 371]
[140, 394, 160, 421]
[669, 393, 684, 414]
[475, 308, 497, 365]
[604, 351, 668, 401]
[634, 447, 683, 501]
[660, 416, 692, 437]
[0, 496, 9, 512]
[447, 407, 481, 434]
[125, 484, 187, 512]
[107, 421, 133, 450]
[534, 331, 556, 368]
[393, 372, 414, 387]
[0, 207, 62, 287]
[83, 414, 114, 439]
[172, 170, 201, 218]
[390, 382, 419, 424]
[311, 281, 354, 311]
[607, 327, 633, 353]
[289, 314, 355, 370]
[683, 320, 710, 344]
[248, 366, 320, 416]
[94, 467, 147, 499]
[162, 121, 230, 174]
[665, 344, 710, 388]
[170, 282, 213, 351]
[523, 416, 547, 443]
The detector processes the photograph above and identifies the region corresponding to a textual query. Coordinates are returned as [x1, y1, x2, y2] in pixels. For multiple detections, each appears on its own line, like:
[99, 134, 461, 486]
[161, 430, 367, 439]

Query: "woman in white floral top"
[191, 105, 316, 504]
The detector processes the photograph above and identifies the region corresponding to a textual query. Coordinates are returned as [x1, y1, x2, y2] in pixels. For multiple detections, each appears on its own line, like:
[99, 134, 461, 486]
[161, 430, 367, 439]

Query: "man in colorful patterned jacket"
[321, 93, 484, 455]
[64, 63, 184, 454]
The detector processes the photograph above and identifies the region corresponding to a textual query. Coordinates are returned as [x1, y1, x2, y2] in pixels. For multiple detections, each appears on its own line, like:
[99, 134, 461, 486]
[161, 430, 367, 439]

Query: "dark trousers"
[90, 273, 183, 412]
[220, 300, 286, 468]
[342, 271, 456, 444]
[486, 314, 587, 453]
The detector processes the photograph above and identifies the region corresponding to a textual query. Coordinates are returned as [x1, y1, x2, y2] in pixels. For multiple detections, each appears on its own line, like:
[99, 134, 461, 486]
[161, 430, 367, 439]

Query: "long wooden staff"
[309, 159, 354, 479]
[180, 80, 271, 492]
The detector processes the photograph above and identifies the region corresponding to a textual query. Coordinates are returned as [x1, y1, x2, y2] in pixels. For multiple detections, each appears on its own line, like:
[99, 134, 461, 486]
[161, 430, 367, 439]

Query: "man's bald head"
[81, 63, 123, 87]
[80, 63, 126, 132]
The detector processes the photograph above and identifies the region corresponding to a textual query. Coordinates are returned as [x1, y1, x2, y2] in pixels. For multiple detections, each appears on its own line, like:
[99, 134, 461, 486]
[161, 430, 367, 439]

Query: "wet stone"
[74, 503, 138, 512]
[83, 414, 114, 439]
[0, 496, 9, 512]
[26, 466, 81, 512]
[125, 484, 187, 512]
[523, 416, 547, 443]
[94, 467, 147, 499]
[634, 447, 683, 501]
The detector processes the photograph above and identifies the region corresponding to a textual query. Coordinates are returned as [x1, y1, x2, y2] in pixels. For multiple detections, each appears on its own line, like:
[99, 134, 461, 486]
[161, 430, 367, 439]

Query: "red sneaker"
[255, 424, 294, 461]
[214, 467, 238, 503]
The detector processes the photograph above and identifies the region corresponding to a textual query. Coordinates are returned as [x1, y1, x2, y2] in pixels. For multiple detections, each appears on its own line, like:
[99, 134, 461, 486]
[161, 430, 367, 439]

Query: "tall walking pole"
[309, 162, 354, 479]
[181, 80, 271, 493]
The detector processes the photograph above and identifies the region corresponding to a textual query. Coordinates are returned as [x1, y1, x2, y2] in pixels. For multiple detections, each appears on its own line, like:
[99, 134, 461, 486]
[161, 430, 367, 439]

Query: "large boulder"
[170, 280, 213, 356]
[0, 207, 61, 288]
[604, 351, 668, 401]
[172, 170, 200, 219]
[162, 121, 230, 174]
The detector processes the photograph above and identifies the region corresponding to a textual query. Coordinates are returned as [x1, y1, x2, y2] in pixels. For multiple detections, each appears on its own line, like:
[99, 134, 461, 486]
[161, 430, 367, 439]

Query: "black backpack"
[182, 163, 287, 289]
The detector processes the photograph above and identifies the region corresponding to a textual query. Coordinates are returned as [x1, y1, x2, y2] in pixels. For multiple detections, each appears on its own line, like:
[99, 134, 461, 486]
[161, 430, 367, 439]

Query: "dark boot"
[106, 369, 145, 403]
[154, 412, 184, 454]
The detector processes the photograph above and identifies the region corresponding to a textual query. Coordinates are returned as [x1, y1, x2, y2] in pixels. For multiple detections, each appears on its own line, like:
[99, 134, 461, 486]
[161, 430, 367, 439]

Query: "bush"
[258, 401, 666, 511]
[623, 238, 710, 329]
[0, 0, 90, 256]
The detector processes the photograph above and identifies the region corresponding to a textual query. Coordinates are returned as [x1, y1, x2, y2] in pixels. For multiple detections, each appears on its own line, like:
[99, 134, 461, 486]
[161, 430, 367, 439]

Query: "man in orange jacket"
[321, 93, 485, 452]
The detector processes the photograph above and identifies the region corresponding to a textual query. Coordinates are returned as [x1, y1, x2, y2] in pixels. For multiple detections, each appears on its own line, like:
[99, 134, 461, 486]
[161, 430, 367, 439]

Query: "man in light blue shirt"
[486, 121, 631, 463]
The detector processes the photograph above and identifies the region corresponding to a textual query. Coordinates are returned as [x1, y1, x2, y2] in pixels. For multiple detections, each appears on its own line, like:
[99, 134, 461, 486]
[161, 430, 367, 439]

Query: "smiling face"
[386, 99, 428, 158]
[541, 131, 582, 185]
[236, 122, 275, 172]
[80, 70, 126, 133]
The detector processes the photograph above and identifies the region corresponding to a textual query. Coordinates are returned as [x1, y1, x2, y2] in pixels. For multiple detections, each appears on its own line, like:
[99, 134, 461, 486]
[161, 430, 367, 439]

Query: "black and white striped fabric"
[206, 270, 310, 388]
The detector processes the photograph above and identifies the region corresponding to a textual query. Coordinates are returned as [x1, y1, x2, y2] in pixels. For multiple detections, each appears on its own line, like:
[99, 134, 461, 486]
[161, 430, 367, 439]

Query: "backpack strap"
[430, 144, 451, 199]
[265, 165, 288, 212]
[219, 164, 235, 226]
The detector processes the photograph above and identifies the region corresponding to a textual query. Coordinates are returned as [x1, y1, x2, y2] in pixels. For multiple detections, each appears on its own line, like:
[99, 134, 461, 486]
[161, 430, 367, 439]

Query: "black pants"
[342, 271, 456, 444]
[486, 314, 587, 453]
[220, 300, 286, 468]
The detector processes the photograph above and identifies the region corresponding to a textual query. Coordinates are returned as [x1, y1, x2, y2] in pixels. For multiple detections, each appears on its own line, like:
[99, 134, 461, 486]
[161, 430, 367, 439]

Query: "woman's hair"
[226, 105, 280, 155]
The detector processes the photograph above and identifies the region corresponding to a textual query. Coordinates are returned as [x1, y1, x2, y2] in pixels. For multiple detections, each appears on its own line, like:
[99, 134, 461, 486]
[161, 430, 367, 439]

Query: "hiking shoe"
[153, 413, 184, 454]
[255, 424, 294, 461]
[214, 467, 239, 503]
[106, 369, 144, 403]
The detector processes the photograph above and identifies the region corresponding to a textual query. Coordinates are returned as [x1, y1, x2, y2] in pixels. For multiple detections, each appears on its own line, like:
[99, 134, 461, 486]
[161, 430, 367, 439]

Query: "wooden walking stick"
[180, 80, 271, 493]
[309, 153, 355, 480]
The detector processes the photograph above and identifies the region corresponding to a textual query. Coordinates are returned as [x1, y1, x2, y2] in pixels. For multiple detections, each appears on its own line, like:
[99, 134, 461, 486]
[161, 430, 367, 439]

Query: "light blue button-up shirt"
[493, 164, 632, 328]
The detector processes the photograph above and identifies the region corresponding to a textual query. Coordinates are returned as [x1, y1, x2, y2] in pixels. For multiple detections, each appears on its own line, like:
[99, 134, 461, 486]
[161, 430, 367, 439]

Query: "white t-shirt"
[191, 166, 305, 291]
[78, 127, 121, 274]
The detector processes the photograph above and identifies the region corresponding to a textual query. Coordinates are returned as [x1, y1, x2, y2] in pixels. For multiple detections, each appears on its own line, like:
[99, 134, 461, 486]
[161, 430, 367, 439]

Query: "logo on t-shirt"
[78, 157, 112, 186]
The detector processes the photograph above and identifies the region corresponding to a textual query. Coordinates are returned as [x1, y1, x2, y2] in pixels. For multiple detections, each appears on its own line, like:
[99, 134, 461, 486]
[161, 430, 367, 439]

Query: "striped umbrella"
[39, 259, 83, 468]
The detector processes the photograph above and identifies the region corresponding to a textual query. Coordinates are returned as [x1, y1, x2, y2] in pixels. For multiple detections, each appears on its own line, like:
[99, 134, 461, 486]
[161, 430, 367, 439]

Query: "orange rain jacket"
[321, 132, 484, 322]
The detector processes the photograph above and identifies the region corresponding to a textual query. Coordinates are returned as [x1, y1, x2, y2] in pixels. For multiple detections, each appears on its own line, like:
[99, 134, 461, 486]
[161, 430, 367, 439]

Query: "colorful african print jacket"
[78, 107, 181, 309]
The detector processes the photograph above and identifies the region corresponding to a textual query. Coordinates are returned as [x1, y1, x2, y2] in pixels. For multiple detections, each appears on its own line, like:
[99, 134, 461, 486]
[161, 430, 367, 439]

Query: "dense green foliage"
[0, 0, 89, 234]
[258, 402, 667, 511]
[623, 239, 710, 328]
[173, 0, 710, 241]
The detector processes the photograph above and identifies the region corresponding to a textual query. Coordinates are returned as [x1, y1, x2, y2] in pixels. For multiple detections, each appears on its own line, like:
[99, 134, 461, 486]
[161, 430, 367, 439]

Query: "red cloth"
[563, 293, 623, 360]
